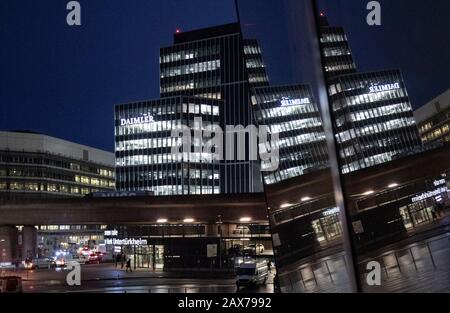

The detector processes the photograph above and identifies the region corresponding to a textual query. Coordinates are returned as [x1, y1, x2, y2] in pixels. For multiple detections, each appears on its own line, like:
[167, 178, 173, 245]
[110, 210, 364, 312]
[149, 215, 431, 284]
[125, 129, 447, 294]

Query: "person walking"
[126, 257, 132, 273]
[121, 253, 125, 269]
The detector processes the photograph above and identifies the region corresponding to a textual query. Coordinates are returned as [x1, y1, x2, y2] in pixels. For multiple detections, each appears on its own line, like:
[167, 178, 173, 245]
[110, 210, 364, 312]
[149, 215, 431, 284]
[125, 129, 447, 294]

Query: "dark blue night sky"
[1, 0, 450, 152]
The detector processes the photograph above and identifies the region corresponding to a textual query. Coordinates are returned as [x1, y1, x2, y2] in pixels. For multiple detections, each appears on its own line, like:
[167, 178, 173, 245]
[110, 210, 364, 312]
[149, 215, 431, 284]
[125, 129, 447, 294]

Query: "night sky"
[1, 0, 450, 152]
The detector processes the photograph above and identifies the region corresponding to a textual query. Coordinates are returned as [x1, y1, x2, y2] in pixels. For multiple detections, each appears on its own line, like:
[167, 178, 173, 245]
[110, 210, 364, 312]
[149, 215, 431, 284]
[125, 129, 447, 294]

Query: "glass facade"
[320, 16, 421, 174]
[328, 70, 422, 174]
[115, 96, 221, 195]
[117, 23, 270, 195]
[0, 145, 115, 200]
[252, 85, 329, 184]
[319, 15, 357, 81]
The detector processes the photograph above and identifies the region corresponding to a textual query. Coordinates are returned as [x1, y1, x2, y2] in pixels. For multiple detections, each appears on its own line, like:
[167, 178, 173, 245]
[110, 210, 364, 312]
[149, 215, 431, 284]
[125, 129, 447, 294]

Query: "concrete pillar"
[0, 226, 19, 264]
[21, 226, 37, 260]
[205, 224, 219, 237]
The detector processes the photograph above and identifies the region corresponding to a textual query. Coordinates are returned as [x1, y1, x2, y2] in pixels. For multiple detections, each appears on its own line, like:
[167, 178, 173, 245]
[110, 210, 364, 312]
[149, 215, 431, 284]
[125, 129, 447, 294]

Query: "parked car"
[232, 226, 250, 235]
[243, 244, 265, 255]
[0, 276, 23, 293]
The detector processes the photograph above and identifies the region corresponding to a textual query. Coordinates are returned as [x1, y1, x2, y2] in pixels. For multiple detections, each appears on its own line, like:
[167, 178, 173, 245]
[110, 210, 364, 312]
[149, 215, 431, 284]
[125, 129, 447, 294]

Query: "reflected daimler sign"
[120, 115, 155, 126]
[411, 179, 448, 203]
[280, 97, 310, 107]
[369, 82, 400, 93]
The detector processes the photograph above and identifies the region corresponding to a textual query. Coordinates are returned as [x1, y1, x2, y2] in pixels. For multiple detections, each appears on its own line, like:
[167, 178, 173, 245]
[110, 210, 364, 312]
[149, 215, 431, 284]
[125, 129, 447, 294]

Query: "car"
[0, 276, 23, 293]
[85, 253, 101, 264]
[243, 244, 265, 255]
[31, 257, 57, 269]
[232, 226, 250, 235]
[69, 254, 87, 265]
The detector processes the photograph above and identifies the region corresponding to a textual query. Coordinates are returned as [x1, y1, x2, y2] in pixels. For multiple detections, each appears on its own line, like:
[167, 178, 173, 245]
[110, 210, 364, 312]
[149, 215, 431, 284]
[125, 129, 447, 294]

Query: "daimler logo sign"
[120, 115, 155, 126]
[411, 180, 448, 203]
[280, 97, 310, 107]
[369, 83, 400, 93]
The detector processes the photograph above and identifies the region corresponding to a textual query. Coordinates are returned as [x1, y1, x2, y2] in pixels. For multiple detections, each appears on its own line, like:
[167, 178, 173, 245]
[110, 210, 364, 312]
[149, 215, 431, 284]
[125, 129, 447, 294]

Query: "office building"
[117, 23, 269, 195]
[0, 131, 115, 200]
[328, 70, 422, 173]
[252, 84, 329, 184]
[115, 96, 222, 195]
[319, 15, 421, 173]
[414, 89, 450, 145]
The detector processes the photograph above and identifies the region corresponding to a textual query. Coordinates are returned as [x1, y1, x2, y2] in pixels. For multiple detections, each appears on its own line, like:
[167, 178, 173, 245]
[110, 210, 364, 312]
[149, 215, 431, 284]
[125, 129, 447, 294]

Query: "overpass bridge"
[0, 193, 268, 263]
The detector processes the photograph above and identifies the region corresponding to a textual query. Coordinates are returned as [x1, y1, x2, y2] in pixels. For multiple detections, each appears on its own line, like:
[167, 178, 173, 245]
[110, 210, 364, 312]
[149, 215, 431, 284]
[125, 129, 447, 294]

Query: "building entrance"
[312, 213, 342, 243]
[128, 244, 164, 270]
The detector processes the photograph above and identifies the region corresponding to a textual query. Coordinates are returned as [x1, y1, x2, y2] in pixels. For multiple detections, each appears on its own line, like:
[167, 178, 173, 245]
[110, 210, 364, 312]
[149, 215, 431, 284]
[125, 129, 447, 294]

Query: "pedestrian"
[121, 253, 125, 269]
[431, 209, 438, 221]
[267, 260, 272, 273]
[126, 258, 132, 272]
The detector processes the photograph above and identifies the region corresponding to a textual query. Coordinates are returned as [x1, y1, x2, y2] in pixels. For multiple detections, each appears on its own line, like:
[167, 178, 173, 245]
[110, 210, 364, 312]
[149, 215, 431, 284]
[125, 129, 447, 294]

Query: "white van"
[236, 260, 269, 288]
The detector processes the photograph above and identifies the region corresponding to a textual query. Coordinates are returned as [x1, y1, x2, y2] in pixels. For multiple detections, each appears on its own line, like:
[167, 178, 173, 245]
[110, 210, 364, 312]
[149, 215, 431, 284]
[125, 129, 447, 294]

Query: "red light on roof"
[320, 12, 325, 17]
[175, 29, 181, 34]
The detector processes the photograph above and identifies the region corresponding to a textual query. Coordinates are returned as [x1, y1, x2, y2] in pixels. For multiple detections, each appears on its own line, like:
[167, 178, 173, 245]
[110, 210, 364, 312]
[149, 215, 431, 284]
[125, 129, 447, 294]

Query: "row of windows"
[335, 102, 413, 126]
[257, 103, 318, 120]
[74, 175, 115, 188]
[337, 118, 416, 143]
[160, 60, 220, 78]
[161, 76, 221, 93]
[0, 168, 114, 187]
[269, 117, 323, 134]
[341, 151, 399, 174]
[248, 74, 269, 84]
[0, 182, 98, 195]
[323, 46, 351, 57]
[116, 119, 216, 137]
[243, 45, 262, 55]
[324, 63, 355, 74]
[117, 103, 219, 119]
[418, 110, 450, 134]
[320, 31, 347, 43]
[120, 184, 220, 196]
[160, 46, 220, 64]
[117, 170, 220, 182]
[263, 163, 326, 185]
[246, 59, 266, 69]
[116, 152, 219, 166]
[341, 137, 403, 158]
[38, 225, 107, 231]
[421, 123, 450, 143]
[333, 88, 407, 110]
[0, 155, 114, 178]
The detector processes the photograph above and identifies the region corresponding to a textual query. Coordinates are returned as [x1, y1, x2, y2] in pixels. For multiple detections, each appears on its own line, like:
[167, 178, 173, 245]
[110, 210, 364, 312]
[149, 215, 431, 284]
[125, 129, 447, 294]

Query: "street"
[1, 263, 275, 293]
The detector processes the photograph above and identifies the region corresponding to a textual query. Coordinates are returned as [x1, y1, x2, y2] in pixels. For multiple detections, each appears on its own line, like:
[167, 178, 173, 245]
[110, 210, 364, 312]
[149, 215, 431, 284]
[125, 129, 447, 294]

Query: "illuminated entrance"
[129, 245, 164, 270]
[312, 212, 342, 243]
[400, 201, 435, 229]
